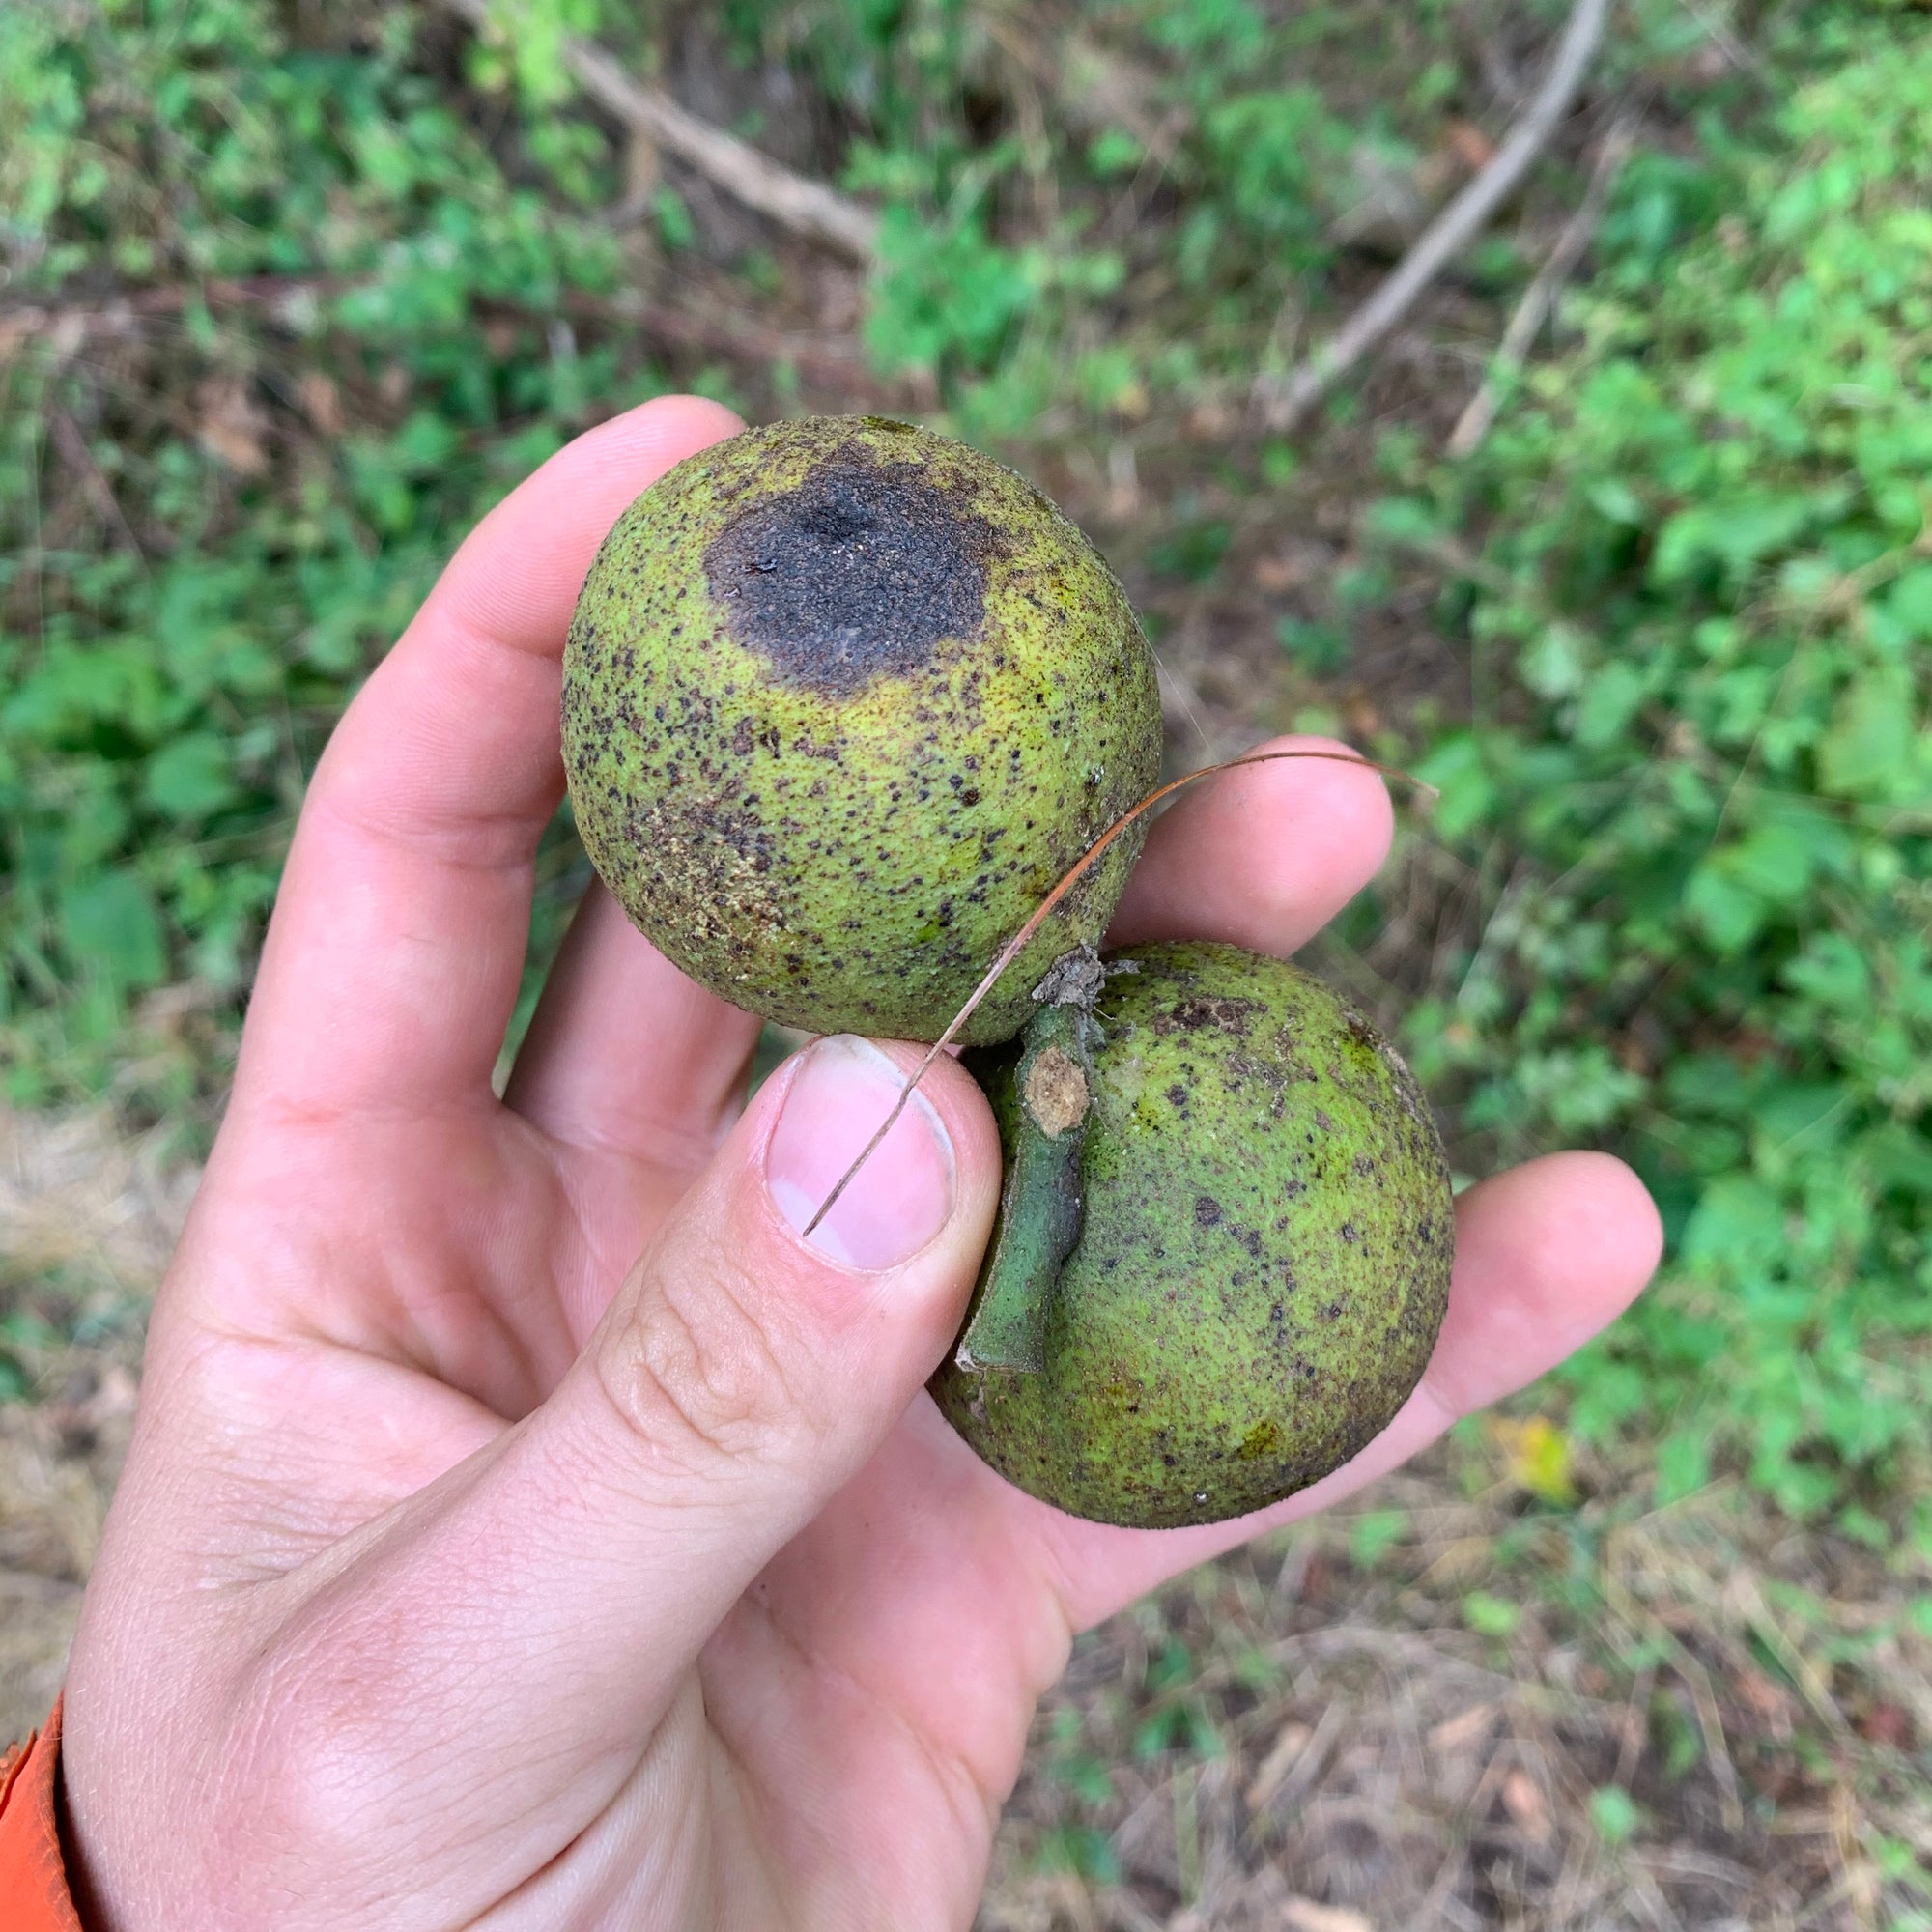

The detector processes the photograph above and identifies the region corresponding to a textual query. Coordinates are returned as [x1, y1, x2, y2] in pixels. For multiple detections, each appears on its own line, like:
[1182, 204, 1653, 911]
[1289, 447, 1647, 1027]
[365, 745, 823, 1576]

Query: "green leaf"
[1146, 1637, 1195, 1693]
[1817, 665, 1917, 798]
[1682, 1177, 1785, 1271]
[1755, 1082, 1849, 1151]
[1881, 565, 1932, 643]
[1462, 1590, 1520, 1637]
[1087, 128, 1143, 178]
[653, 184, 695, 252]
[1684, 862, 1766, 952]
[1364, 496, 1440, 548]
[1415, 734, 1495, 840]
[1150, 520, 1232, 584]
[143, 733, 238, 819]
[1589, 1786, 1640, 1846]
[1276, 617, 1349, 673]
[1348, 1508, 1408, 1567]
[58, 870, 167, 992]
[1519, 623, 1588, 699]
[1655, 1432, 1710, 1504]
[1034, 1825, 1121, 1885]
[1586, 478, 1645, 525]
[1724, 823, 1817, 904]
[1574, 661, 1645, 747]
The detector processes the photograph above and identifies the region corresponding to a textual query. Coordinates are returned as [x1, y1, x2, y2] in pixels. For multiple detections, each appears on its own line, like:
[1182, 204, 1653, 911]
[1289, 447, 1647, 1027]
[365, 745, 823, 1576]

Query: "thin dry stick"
[48, 408, 145, 556]
[0, 276, 898, 400]
[0, 276, 347, 355]
[1254, 0, 1611, 434]
[438, 0, 879, 262]
[1446, 111, 1638, 458]
[801, 749, 1433, 1236]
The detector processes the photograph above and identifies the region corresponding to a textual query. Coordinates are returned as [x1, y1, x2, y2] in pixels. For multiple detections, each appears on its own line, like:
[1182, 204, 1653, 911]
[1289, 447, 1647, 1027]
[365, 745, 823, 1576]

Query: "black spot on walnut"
[705, 453, 997, 696]
[1156, 994, 1260, 1036]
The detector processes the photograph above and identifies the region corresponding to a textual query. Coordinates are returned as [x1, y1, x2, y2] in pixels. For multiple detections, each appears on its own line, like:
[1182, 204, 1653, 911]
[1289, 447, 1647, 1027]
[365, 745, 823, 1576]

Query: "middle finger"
[505, 881, 760, 1165]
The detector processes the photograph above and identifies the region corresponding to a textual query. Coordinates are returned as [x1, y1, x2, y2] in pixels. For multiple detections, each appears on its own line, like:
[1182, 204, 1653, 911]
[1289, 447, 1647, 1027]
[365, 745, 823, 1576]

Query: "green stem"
[955, 997, 1094, 1374]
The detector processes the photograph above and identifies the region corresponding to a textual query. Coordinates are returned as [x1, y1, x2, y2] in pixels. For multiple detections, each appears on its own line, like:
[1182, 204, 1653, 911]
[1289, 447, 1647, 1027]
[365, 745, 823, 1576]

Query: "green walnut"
[561, 414, 1163, 1044]
[930, 941, 1455, 1530]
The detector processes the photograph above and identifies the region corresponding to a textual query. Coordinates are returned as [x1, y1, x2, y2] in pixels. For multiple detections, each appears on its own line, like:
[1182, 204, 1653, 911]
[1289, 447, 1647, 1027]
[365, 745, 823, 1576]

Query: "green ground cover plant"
[0, 0, 653, 1105]
[0, 0, 1521, 1096]
[1372, 21, 1932, 1521]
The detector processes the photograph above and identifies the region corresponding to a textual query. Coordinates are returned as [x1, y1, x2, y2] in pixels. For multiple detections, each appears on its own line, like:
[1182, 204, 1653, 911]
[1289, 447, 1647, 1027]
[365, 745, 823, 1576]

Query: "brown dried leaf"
[1427, 1702, 1495, 1756]
[1283, 1900, 1375, 1932]
[1245, 1719, 1314, 1811]
[196, 376, 270, 475]
[1445, 120, 1498, 170]
[1501, 1768, 1552, 1843]
[1857, 1701, 1913, 1749]
[1184, 399, 1236, 440]
[298, 371, 344, 438]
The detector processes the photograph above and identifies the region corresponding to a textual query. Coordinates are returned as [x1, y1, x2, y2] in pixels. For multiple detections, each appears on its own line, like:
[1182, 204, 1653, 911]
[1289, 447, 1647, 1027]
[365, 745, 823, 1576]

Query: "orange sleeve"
[0, 1697, 85, 1931]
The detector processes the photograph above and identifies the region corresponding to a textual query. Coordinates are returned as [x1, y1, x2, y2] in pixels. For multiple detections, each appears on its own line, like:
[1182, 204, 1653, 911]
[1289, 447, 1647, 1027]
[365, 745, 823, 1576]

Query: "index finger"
[234, 396, 743, 1124]
[1107, 735, 1396, 956]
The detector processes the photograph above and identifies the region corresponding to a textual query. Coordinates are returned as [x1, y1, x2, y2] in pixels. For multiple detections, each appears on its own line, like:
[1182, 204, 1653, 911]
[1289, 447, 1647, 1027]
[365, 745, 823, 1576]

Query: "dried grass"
[981, 1463, 1932, 1931]
[0, 1102, 186, 1740]
[0, 1101, 194, 1298]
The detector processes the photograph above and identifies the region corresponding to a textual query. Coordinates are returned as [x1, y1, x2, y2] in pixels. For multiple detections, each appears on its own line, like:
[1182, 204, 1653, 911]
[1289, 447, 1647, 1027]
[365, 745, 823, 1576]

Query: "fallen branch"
[0, 277, 342, 356]
[1253, 0, 1610, 434]
[438, 0, 878, 263]
[1446, 110, 1637, 458]
[0, 277, 902, 401]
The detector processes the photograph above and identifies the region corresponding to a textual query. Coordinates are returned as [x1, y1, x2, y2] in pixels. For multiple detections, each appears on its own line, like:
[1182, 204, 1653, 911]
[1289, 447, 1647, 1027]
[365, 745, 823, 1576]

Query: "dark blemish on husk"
[1156, 994, 1260, 1036]
[705, 454, 999, 696]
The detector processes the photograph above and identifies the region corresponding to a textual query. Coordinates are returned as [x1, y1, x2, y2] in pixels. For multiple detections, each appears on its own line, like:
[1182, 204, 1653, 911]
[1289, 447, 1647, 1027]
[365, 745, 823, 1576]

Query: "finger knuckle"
[593, 1264, 814, 1475]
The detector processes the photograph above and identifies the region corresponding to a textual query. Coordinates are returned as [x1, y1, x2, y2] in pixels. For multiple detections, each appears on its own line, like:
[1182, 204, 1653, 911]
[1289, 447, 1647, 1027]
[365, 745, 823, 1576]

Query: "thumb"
[554, 1030, 1004, 1608]
[242, 1035, 1001, 1880]
[509, 1029, 1001, 1673]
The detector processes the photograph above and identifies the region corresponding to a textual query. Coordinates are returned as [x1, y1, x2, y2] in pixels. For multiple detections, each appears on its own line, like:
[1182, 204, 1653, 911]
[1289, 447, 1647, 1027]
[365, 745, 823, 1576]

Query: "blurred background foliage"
[1, 0, 1929, 1548]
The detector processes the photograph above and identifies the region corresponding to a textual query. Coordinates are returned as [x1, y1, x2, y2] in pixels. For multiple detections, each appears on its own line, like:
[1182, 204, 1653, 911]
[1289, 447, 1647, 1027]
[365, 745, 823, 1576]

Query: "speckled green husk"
[931, 942, 1455, 1529]
[562, 415, 1163, 1044]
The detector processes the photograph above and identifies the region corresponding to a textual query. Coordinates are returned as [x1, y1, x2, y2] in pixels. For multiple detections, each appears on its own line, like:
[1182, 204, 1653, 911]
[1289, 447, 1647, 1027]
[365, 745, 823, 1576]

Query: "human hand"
[60, 396, 1662, 1930]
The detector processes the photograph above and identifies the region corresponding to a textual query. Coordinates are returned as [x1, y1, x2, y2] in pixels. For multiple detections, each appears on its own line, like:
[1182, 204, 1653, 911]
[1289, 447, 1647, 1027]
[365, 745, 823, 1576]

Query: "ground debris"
[980, 1458, 1932, 1932]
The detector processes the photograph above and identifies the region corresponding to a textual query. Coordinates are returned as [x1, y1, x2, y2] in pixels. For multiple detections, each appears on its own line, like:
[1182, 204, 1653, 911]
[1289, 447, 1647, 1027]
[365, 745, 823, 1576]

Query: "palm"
[66, 400, 1658, 1932]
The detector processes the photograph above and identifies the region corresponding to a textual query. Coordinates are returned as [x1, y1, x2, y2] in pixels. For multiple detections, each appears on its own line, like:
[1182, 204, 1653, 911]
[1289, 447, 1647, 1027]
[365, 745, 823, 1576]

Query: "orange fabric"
[0, 1696, 84, 1931]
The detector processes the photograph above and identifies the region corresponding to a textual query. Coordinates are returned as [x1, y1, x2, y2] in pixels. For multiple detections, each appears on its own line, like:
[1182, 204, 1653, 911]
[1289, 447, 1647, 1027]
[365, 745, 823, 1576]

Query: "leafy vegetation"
[1375, 22, 1932, 1521]
[2, 0, 1929, 1535]
[0, 0, 651, 1106]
